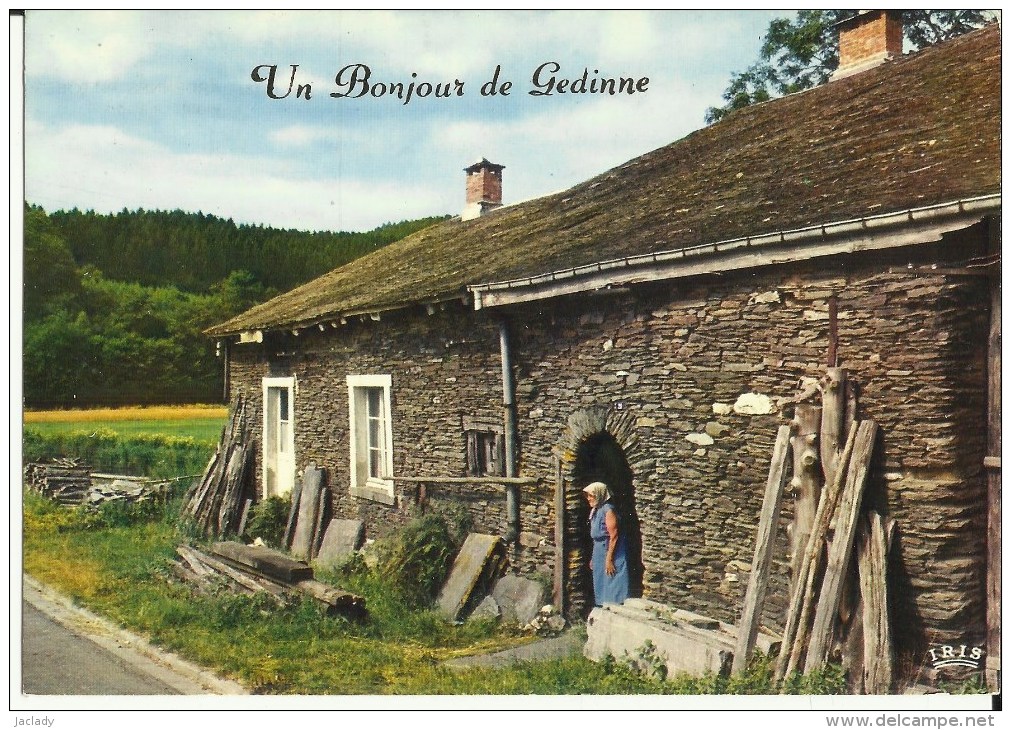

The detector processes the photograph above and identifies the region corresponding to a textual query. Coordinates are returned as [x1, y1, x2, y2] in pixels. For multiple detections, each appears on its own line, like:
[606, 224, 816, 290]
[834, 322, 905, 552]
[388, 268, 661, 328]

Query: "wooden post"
[820, 368, 847, 486]
[857, 511, 896, 694]
[805, 420, 878, 673]
[732, 425, 791, 674]
[554, 457, 566, 614]
[789, 405, 822, 581]
[986, 217, 1001, 690]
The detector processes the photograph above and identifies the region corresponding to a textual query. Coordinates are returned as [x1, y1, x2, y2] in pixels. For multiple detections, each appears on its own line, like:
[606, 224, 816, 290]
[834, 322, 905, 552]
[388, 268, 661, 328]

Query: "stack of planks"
[180, 394, 255, 538]
[732, 367, 894, 693]
[172, 541, 365, 619]
[24, 458, 92, 505]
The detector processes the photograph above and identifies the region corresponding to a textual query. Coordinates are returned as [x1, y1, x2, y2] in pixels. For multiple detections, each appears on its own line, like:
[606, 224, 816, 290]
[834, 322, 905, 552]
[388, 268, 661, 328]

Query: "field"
[24, 405, 228, 444]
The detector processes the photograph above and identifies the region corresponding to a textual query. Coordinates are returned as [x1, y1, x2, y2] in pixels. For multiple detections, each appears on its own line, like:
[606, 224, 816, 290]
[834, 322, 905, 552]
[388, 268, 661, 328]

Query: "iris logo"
[927, 644, 984, 670]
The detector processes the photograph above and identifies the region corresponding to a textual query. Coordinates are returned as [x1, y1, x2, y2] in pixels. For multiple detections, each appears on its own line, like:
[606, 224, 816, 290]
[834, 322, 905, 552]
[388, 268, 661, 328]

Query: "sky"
[22, 10, 790, 233]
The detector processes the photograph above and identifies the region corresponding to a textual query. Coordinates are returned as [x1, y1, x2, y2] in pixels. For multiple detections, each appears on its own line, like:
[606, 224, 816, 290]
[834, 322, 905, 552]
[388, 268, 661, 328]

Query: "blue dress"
[590, 502, 630, 606]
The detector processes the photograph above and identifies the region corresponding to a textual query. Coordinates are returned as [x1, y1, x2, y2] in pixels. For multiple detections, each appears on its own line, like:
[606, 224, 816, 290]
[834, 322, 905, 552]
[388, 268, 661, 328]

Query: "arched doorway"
[572, 432, 644, 610]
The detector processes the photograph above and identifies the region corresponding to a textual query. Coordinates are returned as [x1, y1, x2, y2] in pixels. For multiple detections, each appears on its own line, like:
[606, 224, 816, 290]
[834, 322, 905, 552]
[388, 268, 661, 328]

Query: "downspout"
[498, 318, 520, 543]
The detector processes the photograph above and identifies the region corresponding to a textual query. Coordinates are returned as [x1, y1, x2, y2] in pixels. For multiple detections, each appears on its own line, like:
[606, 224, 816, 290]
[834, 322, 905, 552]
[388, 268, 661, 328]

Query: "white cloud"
[26, 119, 443, 232]
[26, 10, 155, 81]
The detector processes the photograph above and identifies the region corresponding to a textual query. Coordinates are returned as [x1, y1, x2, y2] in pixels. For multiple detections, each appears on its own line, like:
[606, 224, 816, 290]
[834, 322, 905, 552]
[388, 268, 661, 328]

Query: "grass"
[21, 489, 851, 696]
[24, 405, 228, 443]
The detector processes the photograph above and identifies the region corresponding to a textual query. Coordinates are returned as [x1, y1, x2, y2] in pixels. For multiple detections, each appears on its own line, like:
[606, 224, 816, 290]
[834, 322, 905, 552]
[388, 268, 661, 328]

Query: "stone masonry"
[227, 238, 992, 669]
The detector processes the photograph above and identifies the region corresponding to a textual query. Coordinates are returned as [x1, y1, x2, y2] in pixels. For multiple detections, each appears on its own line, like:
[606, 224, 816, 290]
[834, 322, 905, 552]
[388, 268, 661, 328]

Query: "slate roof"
[208, 23, 1000, 337]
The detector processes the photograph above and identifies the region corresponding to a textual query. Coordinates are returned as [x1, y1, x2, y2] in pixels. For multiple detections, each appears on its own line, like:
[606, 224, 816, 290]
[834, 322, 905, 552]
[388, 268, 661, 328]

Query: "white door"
[263, 377, 295, 498]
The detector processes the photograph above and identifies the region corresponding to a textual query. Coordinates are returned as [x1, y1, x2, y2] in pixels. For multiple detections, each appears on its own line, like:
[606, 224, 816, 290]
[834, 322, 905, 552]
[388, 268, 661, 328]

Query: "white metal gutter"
[468, 194, 1001, 310]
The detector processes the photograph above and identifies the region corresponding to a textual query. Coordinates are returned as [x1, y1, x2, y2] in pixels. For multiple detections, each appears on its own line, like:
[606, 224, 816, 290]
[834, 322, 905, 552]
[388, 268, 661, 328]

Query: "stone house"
[207, 15, 1000, 684]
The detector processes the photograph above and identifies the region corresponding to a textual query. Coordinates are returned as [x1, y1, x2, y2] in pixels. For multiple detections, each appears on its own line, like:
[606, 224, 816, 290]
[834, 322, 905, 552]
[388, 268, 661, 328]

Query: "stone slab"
[584, 599, 782, 679]
[315, 519, 365, 568]
[437, 533, 504, 621]
[491, 574, 548, 625]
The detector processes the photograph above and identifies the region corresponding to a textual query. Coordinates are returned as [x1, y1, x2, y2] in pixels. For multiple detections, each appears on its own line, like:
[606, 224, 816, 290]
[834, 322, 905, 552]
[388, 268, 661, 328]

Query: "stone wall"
[226, 238, 991, 666]
[227, 307, 559, 587]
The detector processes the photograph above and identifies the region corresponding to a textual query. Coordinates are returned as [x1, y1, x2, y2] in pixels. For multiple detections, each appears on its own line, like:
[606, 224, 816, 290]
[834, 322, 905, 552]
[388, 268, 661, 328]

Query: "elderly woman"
[583, 481, 630, 606]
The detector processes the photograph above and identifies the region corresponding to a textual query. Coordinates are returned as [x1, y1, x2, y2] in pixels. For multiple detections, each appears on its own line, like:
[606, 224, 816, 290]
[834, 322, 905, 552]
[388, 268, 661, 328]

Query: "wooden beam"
[986, 220, 1001, 688]
[805, 420, 878, 673]
[857, 512, 896, 694]
[553, 458, 566, 614]
[733, 424, 792, 674]
[389, 475, 538, 485]
[820, 368, 847, 487]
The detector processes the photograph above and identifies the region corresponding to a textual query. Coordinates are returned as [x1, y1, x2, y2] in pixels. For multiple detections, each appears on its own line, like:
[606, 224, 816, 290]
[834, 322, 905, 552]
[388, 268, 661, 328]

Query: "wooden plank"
[311, 479, 330, 559]
[389, 475, 538, 485]
[789, 405, 821, 581]
[858, 512, 895, 694]
[210, 541, 314, 583]
[732, 424, 791, 673]
[805, 420, 878, 673]
[775, 421, 859, 683]
[986, 249, 1001, 688]
[282, 476, 303, 551]
[553, 458, 565, 614]
[290, 465, 324, 559]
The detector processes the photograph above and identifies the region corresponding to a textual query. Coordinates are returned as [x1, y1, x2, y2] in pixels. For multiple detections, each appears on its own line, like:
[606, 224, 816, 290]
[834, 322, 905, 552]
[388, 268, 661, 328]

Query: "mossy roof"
[208, 24, 1000, 337]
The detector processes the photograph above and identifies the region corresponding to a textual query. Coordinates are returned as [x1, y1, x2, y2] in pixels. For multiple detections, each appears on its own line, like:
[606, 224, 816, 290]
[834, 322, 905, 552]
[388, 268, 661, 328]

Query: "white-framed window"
[347, 374, 394, 504]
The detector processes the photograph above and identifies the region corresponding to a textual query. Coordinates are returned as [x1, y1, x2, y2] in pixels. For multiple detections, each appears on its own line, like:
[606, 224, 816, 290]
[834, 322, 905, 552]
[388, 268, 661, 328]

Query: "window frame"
[463, 416, 505, 478]
[347, 374, 395, 504]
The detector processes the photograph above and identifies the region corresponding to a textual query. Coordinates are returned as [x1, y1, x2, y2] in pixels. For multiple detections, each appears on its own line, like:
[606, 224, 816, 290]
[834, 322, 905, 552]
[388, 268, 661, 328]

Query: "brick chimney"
[462, 158, 504, 221]
[831, 10, 903, 81]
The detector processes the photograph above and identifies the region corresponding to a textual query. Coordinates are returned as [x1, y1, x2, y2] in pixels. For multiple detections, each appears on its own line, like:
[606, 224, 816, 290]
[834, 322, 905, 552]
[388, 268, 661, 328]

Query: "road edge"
[22, 574, 248, 696]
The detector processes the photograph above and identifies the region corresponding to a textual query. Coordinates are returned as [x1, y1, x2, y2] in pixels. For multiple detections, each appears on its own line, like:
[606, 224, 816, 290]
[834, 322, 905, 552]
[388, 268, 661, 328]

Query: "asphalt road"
[21, 600, 181, 695]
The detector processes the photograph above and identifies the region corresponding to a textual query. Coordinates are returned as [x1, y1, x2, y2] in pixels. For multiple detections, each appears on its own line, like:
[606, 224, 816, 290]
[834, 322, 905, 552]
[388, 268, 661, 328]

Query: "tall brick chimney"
[462, 158, 504, 221]
[831, 10, 903, 81]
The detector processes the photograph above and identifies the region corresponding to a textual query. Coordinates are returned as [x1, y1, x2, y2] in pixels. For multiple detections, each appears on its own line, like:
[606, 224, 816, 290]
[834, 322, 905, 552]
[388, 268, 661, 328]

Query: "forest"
[23, 205, 445, 407]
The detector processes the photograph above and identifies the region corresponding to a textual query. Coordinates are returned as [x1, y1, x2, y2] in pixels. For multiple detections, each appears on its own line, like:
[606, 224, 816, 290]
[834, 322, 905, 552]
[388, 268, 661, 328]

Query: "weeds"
[243, 495, 291, 548]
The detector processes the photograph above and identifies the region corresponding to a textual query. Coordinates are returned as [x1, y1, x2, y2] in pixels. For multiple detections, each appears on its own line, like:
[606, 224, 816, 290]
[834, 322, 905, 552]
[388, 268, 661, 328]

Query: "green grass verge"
[22, 490, 849, 695]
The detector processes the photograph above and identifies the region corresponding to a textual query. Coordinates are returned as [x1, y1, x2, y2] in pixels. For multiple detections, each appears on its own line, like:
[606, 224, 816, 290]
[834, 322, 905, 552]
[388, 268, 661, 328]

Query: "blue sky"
[24, 10, 789, 233]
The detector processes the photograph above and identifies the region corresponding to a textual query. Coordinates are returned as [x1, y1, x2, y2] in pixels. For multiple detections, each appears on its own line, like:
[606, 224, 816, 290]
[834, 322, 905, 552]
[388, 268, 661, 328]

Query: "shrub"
[373, 513, 460, 607]
[243, 495, 292, 548]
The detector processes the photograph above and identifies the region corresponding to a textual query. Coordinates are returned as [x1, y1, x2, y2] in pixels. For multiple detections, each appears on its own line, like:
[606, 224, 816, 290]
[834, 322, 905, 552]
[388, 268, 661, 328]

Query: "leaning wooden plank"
[775, 421, 859, 683]
[311, 479, 330, 559]
[858, 512, 895, 694]
[282, 477, 304, 551]
[437, 533, 506, 621]
[290, 465, 325, 559]
[732, 424, 792, 674]
[804, 420, 878, 673]
[211, 541, 314, 584]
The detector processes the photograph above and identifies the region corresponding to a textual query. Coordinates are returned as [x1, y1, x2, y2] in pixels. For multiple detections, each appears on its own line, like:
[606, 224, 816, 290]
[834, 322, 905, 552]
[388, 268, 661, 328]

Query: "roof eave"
[469, 195, 1001, 310]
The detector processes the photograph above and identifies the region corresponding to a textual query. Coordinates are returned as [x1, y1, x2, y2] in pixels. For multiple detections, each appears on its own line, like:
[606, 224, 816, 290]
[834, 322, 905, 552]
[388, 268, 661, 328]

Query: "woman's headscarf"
[582, 481, 611, 505]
